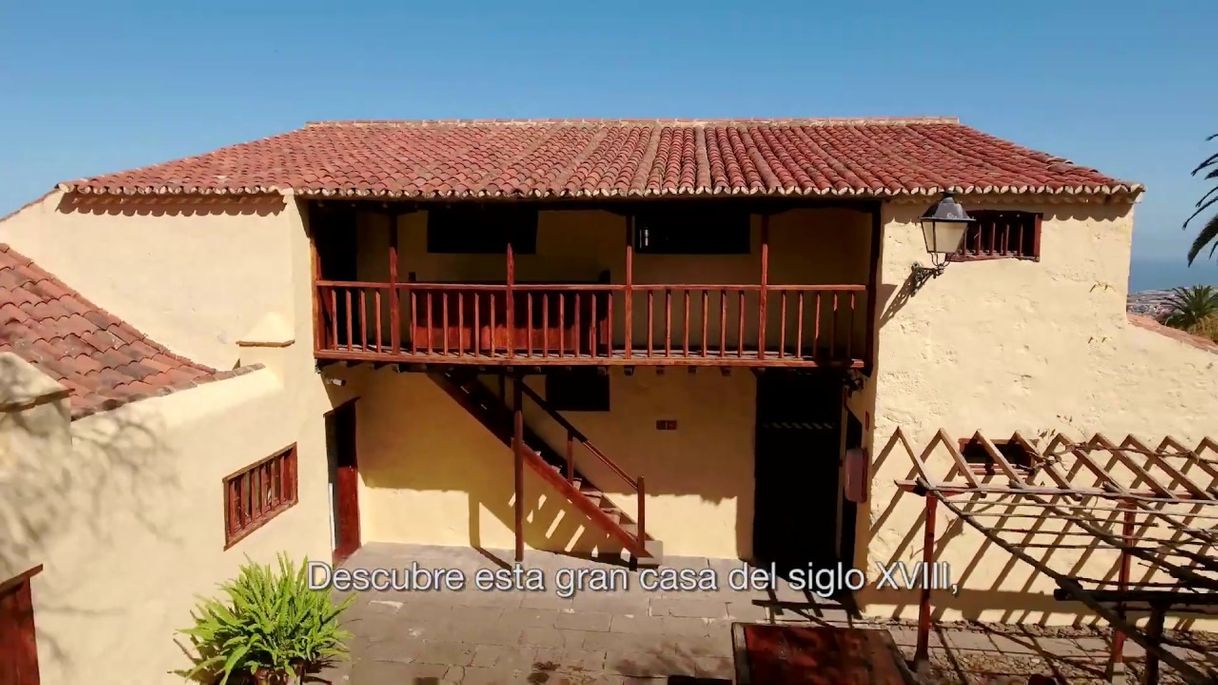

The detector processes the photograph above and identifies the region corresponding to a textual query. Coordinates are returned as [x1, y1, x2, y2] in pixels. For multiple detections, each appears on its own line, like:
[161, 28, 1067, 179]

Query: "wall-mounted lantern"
[911, 193, 972, 290]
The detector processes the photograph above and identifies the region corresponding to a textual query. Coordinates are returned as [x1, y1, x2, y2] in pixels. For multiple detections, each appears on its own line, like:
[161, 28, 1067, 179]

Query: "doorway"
[326, 400, 361, 563]
[753, 371, 845, 574]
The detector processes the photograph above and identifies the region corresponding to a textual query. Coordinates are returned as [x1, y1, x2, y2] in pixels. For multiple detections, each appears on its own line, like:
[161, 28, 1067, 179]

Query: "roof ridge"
[302, 116, 962, 129]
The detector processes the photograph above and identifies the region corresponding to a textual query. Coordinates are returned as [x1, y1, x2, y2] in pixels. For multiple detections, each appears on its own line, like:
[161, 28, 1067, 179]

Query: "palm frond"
[1187, 214, 1218, 265]
[1184, 193, 1218, 227]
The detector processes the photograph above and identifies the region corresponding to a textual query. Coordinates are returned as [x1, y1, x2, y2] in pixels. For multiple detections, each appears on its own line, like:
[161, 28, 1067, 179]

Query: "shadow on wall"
[57, 193, 286, 218]
[353, 369, 626, 560]
[0, 357, 180, 673]
[856, 430, 1218, 629]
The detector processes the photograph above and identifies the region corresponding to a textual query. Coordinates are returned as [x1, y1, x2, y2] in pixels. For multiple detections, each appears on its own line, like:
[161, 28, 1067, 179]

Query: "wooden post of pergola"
[882, 428, 1218, 685]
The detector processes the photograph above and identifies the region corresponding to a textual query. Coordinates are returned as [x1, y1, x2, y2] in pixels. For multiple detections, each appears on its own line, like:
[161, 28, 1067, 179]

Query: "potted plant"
[179, 554, 354, 684]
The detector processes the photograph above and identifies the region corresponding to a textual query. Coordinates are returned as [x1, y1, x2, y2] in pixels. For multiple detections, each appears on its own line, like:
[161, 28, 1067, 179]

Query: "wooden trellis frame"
[881, 428, 1218, 685]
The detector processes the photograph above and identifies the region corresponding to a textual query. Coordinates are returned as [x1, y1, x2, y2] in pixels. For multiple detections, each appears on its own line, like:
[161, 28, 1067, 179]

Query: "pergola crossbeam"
[883, 428, 1218, 685]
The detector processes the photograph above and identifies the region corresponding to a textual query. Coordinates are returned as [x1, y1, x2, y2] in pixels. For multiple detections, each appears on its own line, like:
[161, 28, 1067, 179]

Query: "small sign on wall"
[655, 419, 678, 431]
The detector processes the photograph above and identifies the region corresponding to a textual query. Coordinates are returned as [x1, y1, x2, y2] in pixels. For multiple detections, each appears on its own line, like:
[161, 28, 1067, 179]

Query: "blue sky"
[2, 1, 1215, 285]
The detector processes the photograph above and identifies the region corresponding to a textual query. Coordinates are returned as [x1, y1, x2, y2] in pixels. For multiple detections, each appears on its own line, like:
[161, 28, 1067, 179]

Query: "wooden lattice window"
[951, 210, 1041, 261]
[223, 445, 298, 548]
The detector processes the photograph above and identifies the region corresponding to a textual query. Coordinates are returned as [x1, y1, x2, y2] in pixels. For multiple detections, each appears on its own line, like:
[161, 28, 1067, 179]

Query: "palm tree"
[1163, 285, 1218, 329]
[1185, 134, 1218, 265]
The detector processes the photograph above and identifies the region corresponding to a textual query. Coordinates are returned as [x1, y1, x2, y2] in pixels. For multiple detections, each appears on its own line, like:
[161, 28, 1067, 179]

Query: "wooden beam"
[310, 225, 322, 353]
[388, 213, 400, 355]
[506, 241, 515, 360]
[625, 215, 633, 359]
[758, 213, 769, 360]
[513, 371, 525, 563]
[864, 202, 882, 374]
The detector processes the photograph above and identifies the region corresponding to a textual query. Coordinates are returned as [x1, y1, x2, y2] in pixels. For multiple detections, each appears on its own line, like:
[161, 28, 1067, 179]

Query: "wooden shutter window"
[950, 210, 1041, 261]
[223, 445, 298, 548]
[0, 565, 42, 685]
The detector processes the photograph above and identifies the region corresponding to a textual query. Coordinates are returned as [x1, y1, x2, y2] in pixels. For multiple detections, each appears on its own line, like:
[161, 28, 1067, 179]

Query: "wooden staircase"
[429, 369, 661, 566]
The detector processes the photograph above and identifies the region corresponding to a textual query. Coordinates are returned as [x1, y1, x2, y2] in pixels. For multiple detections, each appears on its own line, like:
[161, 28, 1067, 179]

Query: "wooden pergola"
[882, 428, 1218, 685]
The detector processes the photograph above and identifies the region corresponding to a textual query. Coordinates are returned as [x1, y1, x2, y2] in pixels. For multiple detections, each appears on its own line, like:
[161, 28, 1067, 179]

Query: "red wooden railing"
[516, 381, 647, 552]
[315, 280, 866, 367]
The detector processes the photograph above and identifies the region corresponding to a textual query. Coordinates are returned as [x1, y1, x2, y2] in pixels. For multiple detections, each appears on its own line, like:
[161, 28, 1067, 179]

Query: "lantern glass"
[919, 194, 973, 255]
[921, 219, 969, 255]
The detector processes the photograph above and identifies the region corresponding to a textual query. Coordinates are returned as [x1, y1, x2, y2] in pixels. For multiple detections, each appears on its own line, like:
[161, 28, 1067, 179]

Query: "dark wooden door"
[326, 402, 360, 563]
[0, 576, 39, 685]
[753, 372, 844, 575]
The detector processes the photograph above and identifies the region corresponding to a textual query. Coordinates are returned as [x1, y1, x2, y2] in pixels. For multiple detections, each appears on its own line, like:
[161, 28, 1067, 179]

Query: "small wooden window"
[224, 445, 298, 548]
[427, 206, 538, 254]
[0, 566, 42, 685]
[959, 437, 1035, 474]
[545, 370, 610, 412]
[951, 210, 1040, 261]
[634, 209, 750, 254]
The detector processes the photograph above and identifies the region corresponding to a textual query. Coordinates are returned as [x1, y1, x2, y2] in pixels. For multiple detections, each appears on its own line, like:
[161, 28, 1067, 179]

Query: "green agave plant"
[179, 554, 354, 685]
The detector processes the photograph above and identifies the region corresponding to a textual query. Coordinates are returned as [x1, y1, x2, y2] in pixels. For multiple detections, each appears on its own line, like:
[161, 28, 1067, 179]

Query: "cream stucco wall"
[350, 367, 756, 560]
[0, 192, 357, 684]
[857, 199, 1218, 626]
[0, 192, 297, 369]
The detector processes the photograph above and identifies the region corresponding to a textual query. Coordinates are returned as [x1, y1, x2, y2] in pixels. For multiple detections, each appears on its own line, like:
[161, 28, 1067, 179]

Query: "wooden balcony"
[314, 280, 868, 368]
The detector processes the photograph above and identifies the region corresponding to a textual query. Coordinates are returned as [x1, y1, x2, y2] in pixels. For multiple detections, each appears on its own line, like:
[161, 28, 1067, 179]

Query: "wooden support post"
[758, 214, 769, 360]
[513, 372, 525, 563]
[624, 216, 634, 359]
[1143, 601, 1167, 685]
[506, 242, 515, 359]
[864, 203, 881, 372]
[310, 229, 322, 352]
[637, 475, 646, 551]
[388, 214, 400, 354]
[914, 494, 938, 671]
[1108, 500, 1136, 680]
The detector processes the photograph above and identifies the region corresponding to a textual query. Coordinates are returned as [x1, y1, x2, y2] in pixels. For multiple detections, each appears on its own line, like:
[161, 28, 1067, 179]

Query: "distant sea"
[1129, 257, 1218, 292]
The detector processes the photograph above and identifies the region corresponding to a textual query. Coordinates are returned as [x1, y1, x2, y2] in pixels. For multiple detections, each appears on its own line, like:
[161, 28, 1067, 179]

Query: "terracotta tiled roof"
[0, 244, 257, 419]
[60, 118, 1141, 200]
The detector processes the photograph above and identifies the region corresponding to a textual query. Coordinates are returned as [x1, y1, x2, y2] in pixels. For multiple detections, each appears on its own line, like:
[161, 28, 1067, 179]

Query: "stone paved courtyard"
[315, 543, 1215, 684]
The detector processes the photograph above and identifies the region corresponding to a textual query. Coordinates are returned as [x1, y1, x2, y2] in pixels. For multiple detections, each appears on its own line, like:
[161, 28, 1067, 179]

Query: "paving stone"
[351, 658, 449, 683]
[555, 611, 612, 632]
[608, 614, 668, 634]
[532, 647, 608, 673]
[458, 665, 527, 684]
[492, 645, 540, 672]
[986, 633, 1040, 656]
[471, 644, 512, 668]
[522, 626, 583, 648]
[1036, 637, 1089, 657]
[570, 592, 651, 615]
[499, 607, 560, 628]
[520, 592, 576, 611]
[725, 600, 768, 620]
[943, 629, 997, 652]
[650, 597, 728, 619]
[463, 621, 525, 646]
[581, 631, 660, 653]
[693, 655, 734, 679]
[413, 640, 476, 667]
